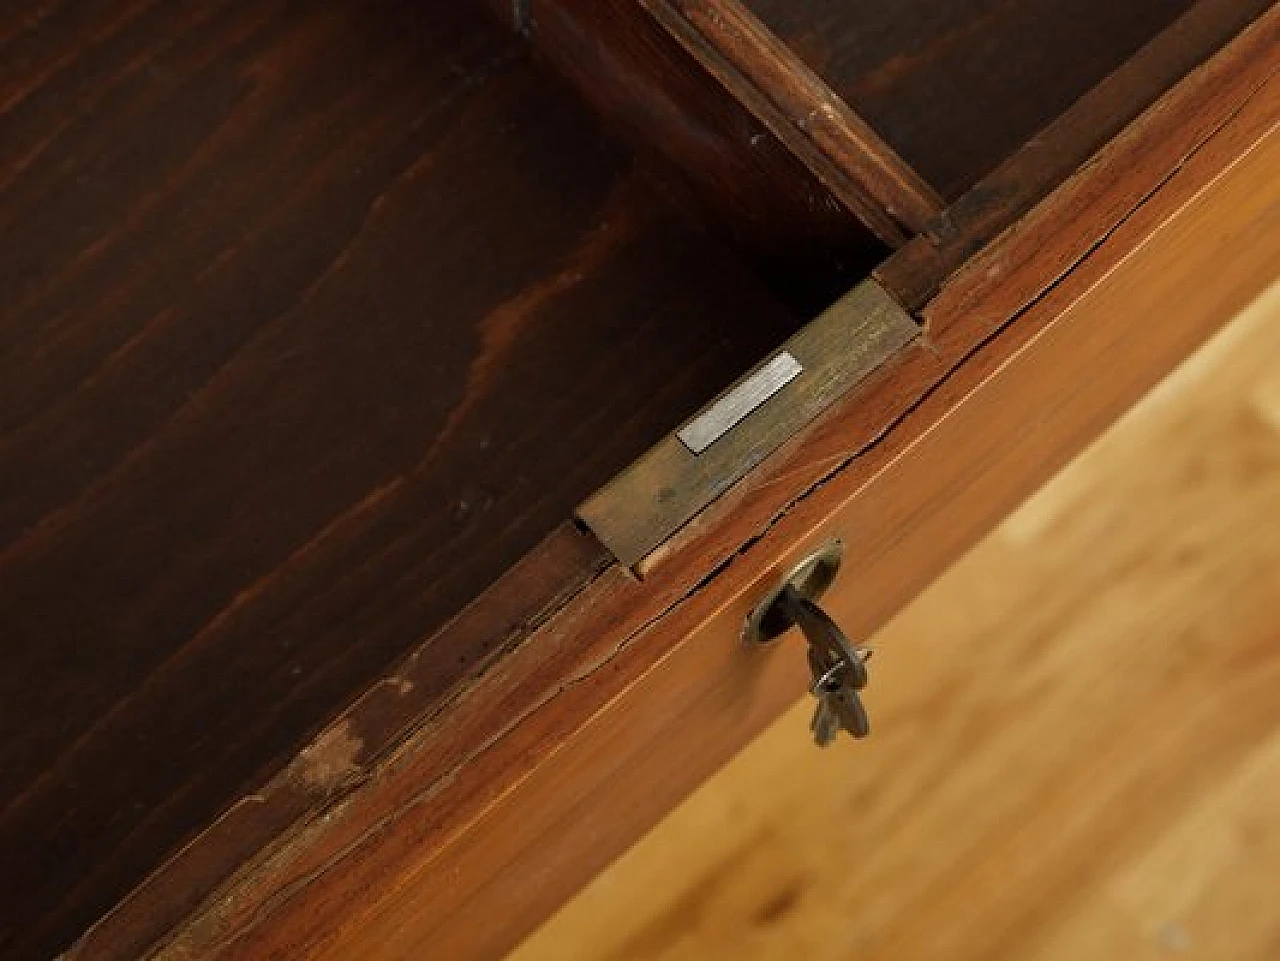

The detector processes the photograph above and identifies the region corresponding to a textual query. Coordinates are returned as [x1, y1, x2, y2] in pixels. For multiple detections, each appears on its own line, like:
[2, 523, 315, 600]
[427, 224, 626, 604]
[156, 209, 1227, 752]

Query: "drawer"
[3, 2, 1274, 958]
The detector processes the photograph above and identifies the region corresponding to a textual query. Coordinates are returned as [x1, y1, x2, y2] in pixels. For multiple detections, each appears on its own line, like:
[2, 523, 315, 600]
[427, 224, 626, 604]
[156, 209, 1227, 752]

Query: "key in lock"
[743, 540, 872, 746]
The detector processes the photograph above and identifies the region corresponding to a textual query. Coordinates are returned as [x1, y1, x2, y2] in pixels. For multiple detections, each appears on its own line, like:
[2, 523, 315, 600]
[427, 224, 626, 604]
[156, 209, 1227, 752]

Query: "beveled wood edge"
[646, 0, 944, 236]
[875, 0, 1274, 311]
[64, 15, 1277, 959]
[63, 522, 610, 961]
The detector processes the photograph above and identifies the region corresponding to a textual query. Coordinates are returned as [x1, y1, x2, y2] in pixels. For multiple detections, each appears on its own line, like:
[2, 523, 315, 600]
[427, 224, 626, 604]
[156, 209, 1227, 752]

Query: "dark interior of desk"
[0, 2, 814, 956]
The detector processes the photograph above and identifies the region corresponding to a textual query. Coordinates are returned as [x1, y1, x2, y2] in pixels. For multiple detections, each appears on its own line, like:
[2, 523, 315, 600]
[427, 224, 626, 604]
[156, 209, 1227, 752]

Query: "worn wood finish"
[516, 280, 1280, 961]
[876, 0, 1275, 311]
[744, 0, 1201, 200]
[582, 0, 1276, 568]
[0, 2, 805, 957]
[517, 0, 891, 311]
[79, 27, 1279, 961]
[59, 522, 610, 961]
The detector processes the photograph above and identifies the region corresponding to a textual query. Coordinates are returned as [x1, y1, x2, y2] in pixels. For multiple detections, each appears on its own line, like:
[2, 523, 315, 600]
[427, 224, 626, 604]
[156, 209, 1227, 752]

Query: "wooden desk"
[1, 2, 1273, 958]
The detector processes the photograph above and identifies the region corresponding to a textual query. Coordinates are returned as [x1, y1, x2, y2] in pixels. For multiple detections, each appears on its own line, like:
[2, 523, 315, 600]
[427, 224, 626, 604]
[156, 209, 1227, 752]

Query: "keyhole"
[743, 539, 844, 645]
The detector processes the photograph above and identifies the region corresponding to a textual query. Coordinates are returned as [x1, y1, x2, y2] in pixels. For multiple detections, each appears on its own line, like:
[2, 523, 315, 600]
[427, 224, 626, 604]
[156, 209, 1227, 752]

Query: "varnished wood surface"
[62, 521, 611, 961]
[0, 2, 802, 957]
[88, 31, 1280, 961]
[513, 279, 1280, 961]
[745, 0, 1199, 199]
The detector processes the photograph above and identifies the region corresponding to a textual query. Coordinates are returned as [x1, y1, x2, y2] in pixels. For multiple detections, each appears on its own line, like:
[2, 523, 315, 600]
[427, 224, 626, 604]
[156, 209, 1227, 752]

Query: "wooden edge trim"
[920, 16, 1280, 346]
[641, 0, 940, 243]
[875, 0, 1275, 310]
[71, 29, 1278, 961]
[66, 523, 610, 961]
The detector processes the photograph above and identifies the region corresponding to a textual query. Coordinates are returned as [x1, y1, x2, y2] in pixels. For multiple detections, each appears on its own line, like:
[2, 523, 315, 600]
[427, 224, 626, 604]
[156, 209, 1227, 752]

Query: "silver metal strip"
[677, 351, 803, 454]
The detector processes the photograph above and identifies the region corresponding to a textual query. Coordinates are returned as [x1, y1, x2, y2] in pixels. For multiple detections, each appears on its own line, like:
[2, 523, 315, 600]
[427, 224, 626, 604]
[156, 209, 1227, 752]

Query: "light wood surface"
[513, 277, 1280, 960]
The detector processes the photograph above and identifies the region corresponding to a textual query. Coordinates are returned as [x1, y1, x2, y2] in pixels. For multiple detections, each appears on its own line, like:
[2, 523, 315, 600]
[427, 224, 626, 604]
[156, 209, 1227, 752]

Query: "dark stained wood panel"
[0, 2, 800, 957]
[745, 0, 1198, 199]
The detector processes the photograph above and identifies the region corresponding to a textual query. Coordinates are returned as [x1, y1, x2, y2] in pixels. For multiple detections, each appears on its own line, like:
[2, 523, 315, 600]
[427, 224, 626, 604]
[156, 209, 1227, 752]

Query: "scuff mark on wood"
[288, 722, 365, 796]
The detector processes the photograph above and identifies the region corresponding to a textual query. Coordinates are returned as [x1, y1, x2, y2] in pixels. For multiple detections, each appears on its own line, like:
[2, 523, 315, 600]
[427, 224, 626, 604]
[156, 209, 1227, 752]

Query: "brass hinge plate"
[577, 279, 919, 567]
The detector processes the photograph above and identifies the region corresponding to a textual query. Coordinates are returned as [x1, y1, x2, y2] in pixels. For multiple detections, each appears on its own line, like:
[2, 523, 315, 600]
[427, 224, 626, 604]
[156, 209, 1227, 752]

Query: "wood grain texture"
[521, 0, 891, 313]
[516, 279, 1280, 961]
[744, 0, 1202, 200]
[519, 0, 1263, 313]
[0, 2, 803, 957]
[88, 32, 1279, 961]
[875, 0, 1275, 311]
